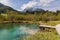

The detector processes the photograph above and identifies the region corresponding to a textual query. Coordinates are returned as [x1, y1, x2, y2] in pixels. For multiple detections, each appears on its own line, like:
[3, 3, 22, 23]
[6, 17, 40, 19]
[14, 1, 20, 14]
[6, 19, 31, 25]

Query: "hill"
[0, 3, 20, 14]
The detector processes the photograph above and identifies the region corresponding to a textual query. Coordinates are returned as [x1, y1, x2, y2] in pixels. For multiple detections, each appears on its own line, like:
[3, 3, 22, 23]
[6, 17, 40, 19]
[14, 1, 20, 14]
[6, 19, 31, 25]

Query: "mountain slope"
[0, 3, 20, 13]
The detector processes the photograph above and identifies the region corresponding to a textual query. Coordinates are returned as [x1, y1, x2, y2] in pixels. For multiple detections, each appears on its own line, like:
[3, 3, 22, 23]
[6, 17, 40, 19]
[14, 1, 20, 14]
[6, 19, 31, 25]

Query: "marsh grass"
[23, 29, 60, 40]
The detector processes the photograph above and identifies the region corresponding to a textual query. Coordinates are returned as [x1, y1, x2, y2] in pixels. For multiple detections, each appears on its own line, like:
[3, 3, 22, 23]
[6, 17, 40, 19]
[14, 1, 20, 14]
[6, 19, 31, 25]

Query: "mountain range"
[0, 3, 46, 13]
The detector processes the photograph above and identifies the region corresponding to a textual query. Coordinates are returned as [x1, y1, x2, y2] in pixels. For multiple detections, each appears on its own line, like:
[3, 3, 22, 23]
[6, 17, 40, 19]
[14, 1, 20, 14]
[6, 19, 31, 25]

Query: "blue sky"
[0, 0, 60, 11]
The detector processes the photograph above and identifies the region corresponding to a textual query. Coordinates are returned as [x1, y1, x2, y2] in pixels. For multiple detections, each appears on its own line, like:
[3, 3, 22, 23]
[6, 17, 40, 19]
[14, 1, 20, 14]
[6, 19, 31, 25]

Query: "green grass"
[39, 21, 60, 26]
[46, 21, 60, 26]
[23, 30, 60, 40]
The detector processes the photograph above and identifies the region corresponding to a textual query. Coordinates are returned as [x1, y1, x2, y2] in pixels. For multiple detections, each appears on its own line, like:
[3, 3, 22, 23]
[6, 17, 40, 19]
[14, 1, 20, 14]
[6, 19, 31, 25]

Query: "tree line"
[0, 9, 60, 22]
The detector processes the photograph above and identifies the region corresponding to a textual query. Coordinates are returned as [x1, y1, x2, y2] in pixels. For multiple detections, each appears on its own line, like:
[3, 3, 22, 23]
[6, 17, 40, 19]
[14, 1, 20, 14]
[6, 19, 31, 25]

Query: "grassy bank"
[21, 21, 60, 40]
[23, 31, 60, 40]
[38, 21, 60, 26]
[0, 21, 60, 25]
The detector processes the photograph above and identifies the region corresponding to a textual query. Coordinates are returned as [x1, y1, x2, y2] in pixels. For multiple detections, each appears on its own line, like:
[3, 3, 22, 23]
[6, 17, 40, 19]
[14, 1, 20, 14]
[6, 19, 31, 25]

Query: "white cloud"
[42, 6, 60, 12]
[20, 0, 55, 11]
[39, 0, 55, 6]
[0, 0, 9, 5]
[0, 0, 55, 11]
[49, 7, 60, 11]
[20, 1, 37, 11]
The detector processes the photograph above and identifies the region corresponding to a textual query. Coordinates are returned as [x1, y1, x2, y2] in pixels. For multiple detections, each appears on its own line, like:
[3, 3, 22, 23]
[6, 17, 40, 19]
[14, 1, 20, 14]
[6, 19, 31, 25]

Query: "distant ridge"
[0, 3, 20, 13]
[22, 7, 45, 12]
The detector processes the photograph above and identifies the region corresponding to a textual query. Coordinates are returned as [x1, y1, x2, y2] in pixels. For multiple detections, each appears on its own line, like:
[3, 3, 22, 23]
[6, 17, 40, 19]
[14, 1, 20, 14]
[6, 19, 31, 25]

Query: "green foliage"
[0, 4, 60, 22]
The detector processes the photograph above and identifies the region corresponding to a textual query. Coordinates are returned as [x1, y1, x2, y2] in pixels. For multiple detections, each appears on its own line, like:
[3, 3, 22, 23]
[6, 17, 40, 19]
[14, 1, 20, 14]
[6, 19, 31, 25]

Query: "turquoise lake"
[0, 23, 39, 40]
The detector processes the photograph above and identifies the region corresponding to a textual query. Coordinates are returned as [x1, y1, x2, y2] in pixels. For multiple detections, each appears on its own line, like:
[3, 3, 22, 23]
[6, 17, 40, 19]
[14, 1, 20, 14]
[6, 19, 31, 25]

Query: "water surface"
[0, 23, 39, 40]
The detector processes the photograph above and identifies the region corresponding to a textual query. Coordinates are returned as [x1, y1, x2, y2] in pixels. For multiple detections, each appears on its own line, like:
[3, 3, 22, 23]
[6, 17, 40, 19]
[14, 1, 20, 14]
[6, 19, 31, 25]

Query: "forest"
[0, 8, 60, 23]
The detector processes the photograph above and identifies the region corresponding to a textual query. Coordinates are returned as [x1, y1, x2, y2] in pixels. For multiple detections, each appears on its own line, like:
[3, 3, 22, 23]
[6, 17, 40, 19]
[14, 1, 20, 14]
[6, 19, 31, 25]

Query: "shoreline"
[0, 21, 39, 24]
[0, 21, 60, 26]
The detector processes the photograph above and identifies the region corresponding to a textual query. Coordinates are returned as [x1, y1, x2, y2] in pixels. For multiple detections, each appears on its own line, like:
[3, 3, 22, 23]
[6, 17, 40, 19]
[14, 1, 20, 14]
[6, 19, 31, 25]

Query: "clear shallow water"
[0, 23, 39, 40]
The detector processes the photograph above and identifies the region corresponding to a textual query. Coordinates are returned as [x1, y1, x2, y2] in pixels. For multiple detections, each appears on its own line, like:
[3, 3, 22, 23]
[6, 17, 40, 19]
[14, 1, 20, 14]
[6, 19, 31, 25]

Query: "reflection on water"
[0, 23, 39, 40]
